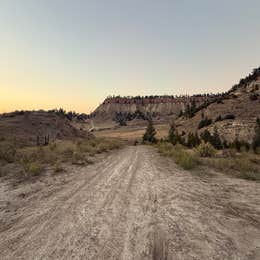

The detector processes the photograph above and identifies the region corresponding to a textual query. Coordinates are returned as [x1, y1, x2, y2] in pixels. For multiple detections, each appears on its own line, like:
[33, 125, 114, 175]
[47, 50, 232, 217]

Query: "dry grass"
[203, 153, 260, 180]
[156, 142, 260, 180]
[157, 143, 199, 170]
[196, 141, 216, 157]
[21, 161, 43, 178]
[94, 123, 169, 141]
[0, 137, 123, 179]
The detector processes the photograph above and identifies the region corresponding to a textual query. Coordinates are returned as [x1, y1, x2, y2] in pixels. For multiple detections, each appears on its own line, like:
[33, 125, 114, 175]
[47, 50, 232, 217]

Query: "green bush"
[197, 141, 216, 157]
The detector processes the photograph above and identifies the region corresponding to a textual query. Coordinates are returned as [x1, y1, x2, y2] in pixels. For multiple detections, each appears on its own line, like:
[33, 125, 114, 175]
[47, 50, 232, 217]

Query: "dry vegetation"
[0, 137, 123, 180]
[94, 123, 168, 142]
[156, 142, 260, 180]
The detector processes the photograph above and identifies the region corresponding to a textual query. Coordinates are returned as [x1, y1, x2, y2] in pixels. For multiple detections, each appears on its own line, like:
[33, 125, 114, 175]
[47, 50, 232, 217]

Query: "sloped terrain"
[176, 76, 260, 143]
[0, 111, 86, 146]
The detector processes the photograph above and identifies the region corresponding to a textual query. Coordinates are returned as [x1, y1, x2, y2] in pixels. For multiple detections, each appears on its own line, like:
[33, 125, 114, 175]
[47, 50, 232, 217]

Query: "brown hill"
[0, 110, 86, 146]
[176, 71, 260, 143]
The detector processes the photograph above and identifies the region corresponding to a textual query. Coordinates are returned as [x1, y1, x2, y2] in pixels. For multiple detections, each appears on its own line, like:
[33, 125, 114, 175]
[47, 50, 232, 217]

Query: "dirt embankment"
[0, 146, 260, 259]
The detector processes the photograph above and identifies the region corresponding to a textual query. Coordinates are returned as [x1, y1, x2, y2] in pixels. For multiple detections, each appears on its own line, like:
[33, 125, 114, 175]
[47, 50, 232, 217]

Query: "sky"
[0, 0, 260, 113]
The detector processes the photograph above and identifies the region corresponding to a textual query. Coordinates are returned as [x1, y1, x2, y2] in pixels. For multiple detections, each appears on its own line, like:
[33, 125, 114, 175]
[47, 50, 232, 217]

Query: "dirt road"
[1, 146, 260, 259]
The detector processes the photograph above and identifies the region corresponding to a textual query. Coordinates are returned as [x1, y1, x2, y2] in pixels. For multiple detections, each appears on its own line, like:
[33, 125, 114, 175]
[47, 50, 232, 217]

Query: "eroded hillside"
[176, 71, 260, 143]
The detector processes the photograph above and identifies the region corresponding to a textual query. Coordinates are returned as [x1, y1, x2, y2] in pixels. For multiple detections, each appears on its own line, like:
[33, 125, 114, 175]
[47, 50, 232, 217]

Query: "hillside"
[176, 68, 260, 143]
[0, 110, 86, 146]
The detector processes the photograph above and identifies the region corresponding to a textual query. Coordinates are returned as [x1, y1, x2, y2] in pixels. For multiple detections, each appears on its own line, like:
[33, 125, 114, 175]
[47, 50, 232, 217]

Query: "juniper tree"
[200, 129, 212, 144]
[211, 127, 222, 149]
[168, 121, 183, 145]
[252, 118, 260, 153]
[168, 121, 176, 144]
[143, 120, 157, 143]
[233, 138, 242, 152]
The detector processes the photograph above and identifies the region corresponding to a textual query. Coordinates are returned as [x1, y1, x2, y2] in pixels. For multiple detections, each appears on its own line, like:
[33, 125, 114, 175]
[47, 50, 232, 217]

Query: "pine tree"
[200, 129, 212, 143]
[252, 118, 260, 153]
[211, 127, 222, 149]
[233, 138, 242, 152]
[168, 121, 176, 144]
[194, 132, 201, 147]
[143, 120, 157, 143]
[168, 121, 182, 145]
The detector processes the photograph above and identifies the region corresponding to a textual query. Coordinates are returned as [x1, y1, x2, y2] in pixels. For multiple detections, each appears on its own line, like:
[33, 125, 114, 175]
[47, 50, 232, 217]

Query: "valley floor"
[0, 146, 260, 259]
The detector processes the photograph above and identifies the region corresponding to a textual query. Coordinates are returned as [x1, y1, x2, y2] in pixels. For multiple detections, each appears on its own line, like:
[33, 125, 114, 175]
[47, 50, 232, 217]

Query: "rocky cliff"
[92, 94, 221, 120]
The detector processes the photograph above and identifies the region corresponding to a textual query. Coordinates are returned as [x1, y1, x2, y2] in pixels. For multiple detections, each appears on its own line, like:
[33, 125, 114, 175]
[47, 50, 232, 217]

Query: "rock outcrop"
[92, 95, 220, 120]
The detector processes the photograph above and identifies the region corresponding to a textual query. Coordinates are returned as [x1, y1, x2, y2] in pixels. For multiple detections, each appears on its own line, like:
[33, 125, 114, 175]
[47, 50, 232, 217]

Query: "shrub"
[186, 132, 200, 148]
[198, 118, 212, 129]
[49, 142, 57, 151]
[0, 142, 16, 163]
[72, 151, 86, 165]
[197, 141, 216, 157]
[157, 143, 199, 170]
[62, 147, 74, 159]
[54, 160, 63, 173]
[211, 127, 223, 149]
[174, 150, 199, 170]
[249, 93, 259, 101]
[22, 161, 43, 178]
[200, 129, 212, 143]
[215, 115, 222, 122]
[232, 138, 242, 152]
[157, 142, 175, 157]
[223, 114, 235, 120]
[216, 99, 224, 104]
[253, 118, 260, 153]
[168, 122, 183, 145]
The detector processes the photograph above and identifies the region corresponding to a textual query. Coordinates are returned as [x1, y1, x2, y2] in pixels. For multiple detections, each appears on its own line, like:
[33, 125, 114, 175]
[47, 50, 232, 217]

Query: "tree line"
[143, 118, 260, 154]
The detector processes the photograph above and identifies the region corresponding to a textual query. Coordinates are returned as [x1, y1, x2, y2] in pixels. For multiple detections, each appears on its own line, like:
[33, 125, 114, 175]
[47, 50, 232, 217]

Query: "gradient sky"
[0, 0, 260, 113]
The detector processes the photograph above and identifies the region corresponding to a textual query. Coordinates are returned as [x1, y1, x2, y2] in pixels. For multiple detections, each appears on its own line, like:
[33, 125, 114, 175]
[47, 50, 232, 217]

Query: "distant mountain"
[92, 94, 223, 122]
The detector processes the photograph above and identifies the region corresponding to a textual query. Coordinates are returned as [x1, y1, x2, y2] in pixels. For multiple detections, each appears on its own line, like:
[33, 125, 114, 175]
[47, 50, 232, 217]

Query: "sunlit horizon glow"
[1, 0, 260, 113]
